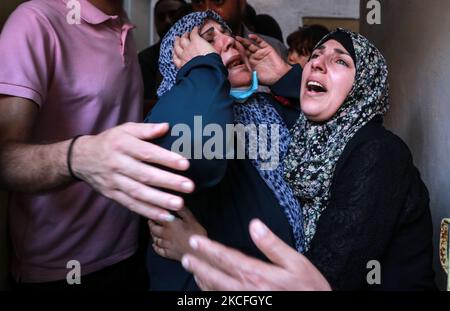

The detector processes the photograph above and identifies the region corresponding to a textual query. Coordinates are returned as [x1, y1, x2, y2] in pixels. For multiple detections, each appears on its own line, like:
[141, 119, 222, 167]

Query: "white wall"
[360, 0, 450, 290]
[248, 0, 360, 42]
[128, 0, 360, 50]
[124, 0, 152, 52]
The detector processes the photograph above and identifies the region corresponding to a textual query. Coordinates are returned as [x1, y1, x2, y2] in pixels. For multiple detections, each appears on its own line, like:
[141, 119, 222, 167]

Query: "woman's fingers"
[153, 236, 170, 249]
[177, 207, 195, 220]
[186, 235, 273, 280]
[182, 254, 243, 291]
[149, 218, 182, 239]
[248, 219, 299, 269]
[173, 38, 184, 68]
[190, 26, 200, 40]
[180, 37, 190, 50]
[247, 34, 270, 48]
[173, 36, 180, 49]
[180, 32, 190, 48]
[236, 36, 260, 53]
[148, 219, 163, 227]
[174, 37, 184, 57]
[173, 54, 182, 69]
[153, 243, 167, 257]
[148, 219, 164, 237]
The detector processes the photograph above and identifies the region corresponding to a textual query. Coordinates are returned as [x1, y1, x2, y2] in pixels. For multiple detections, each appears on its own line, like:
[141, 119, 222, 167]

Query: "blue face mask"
[229, 71, 258, 102]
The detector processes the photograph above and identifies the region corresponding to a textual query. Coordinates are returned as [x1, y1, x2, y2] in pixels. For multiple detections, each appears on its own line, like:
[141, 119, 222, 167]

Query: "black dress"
[273, 67, 437, 291]
[139, 42, 163, 101]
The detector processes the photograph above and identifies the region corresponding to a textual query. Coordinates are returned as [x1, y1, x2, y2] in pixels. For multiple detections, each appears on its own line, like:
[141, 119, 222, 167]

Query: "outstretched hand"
[236, 34, 292, 86]
[181, 219, 331, 291]
[72, 123, 195, 222]
[173, 26, 217, 69]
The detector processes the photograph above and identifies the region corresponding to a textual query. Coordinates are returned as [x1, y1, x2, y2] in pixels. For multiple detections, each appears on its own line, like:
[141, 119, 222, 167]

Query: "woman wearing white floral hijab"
[182, 29, 436, 291]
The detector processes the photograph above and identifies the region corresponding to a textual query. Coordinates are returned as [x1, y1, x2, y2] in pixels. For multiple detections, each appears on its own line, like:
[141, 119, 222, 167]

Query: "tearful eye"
[337, 59, 349, 67]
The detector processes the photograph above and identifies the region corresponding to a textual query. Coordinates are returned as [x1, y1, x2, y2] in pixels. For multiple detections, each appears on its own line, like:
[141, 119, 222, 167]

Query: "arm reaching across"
[0, 96, 195, 222]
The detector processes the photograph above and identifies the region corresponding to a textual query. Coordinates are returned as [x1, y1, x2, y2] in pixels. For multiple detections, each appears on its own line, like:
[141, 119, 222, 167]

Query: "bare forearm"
[0, 140, 73, 193]
[0, 95, 195, 221]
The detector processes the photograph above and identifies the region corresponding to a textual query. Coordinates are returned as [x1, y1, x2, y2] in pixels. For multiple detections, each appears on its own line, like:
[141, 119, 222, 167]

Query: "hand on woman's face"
[173, 26, 217, 69]
[300, 39, 356, 122]
[200, 20, 252, 88]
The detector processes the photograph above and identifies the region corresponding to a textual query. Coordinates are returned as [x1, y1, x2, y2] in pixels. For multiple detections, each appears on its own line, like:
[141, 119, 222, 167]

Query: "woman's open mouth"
[226, 55, 245, 70]
[305, 80, 328, 96]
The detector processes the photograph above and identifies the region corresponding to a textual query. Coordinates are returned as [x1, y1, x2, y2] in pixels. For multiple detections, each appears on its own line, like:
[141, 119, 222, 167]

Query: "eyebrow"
[315, 45, 351, 57]
[334, 48, 351, 57]
[199, 23, 232, 37]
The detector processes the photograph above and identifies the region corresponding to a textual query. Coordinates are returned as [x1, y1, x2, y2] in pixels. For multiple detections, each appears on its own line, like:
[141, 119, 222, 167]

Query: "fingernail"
[181, 181, 194, 192]
[169, 197, 183, 209]
[194, 275, 200, 286]
[181, 256, 190, 269]
[189, 236, 199, 250]
[159, 213, 175, 222]
[252, 220, 268, 239]
[178, 159, 190, 169]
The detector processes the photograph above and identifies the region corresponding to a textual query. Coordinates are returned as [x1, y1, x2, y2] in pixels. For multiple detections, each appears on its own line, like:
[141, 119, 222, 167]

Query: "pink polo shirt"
[0, 0, 143, 282]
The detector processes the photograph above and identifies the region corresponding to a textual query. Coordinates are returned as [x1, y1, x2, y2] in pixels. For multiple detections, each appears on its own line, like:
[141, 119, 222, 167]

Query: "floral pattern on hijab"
[283, 28, 390, 250]
[156, 11, 305, 252]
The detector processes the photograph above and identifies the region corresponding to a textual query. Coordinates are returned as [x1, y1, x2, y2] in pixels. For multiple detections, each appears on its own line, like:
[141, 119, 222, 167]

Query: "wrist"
[69, 135, 92, 181]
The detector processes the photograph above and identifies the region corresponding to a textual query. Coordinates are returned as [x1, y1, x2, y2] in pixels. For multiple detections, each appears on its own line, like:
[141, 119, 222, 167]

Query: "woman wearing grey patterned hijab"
[182, 29, 435, 291]
[284, 28, 390, 249]
[280, 29, 435, 289]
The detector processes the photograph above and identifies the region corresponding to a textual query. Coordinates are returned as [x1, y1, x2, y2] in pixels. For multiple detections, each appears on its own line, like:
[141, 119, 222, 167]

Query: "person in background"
[253, 14, 284, 43]
[243, 3, 256, 32]
[190, 0, 288, 59]
[139, 0, 191, 114]
[287, 24, 329, 67]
